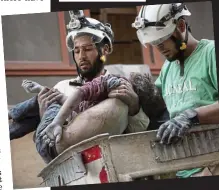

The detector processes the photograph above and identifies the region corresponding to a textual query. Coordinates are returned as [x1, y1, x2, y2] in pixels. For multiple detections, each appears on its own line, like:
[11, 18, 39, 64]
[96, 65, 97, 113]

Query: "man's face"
[73, 35, 103, 79]
[154, 20, 186, 62]
[155, 33, 180, 62]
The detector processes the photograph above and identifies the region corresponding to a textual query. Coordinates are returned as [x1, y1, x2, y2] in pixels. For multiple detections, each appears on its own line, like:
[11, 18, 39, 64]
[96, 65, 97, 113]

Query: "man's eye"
[74, 49, 79, 53]
[85, 47, 93, 51]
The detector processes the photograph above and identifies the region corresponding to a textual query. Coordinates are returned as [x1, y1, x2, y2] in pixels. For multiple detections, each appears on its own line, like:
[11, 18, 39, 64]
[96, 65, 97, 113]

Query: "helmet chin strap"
[170, 23, 189, 76]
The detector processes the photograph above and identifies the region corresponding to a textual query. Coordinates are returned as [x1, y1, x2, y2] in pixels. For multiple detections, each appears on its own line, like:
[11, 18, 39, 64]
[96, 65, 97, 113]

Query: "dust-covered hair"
[129, 72, 166, 119]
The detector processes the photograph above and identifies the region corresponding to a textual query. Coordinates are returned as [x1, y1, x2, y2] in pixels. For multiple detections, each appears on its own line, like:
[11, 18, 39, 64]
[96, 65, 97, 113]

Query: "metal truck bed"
[38, 124, 219, 187]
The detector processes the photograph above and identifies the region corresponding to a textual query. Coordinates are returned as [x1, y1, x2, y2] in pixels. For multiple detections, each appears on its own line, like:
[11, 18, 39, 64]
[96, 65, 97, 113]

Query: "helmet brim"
[66, 27, 108, 51]
[136, 22, 176, 47]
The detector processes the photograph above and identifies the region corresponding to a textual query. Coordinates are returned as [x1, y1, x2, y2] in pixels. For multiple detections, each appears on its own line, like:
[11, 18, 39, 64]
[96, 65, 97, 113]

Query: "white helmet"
[66, 10, 114, 53]
[132, 3, 191, 47]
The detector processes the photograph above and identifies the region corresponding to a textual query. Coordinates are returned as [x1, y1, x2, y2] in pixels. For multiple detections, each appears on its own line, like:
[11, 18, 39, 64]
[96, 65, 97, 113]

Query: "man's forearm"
[128, 98, 140, 116]
[53, 89, 82, 125]
[195, 101, 219, 124]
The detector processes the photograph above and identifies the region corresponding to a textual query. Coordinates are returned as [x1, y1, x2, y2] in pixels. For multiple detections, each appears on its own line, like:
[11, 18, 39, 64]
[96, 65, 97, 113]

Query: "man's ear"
[176, 18, 186, 33]
[101, 44, 110, 56]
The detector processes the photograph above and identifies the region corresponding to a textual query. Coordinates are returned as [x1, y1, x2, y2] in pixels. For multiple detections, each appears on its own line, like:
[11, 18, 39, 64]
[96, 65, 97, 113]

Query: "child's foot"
[22, 79, 44, 93]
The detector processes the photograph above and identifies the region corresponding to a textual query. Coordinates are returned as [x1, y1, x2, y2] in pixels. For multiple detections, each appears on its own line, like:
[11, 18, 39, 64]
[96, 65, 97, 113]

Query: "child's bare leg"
[22, 79, 44, 93]
[55, 98, 129, 154]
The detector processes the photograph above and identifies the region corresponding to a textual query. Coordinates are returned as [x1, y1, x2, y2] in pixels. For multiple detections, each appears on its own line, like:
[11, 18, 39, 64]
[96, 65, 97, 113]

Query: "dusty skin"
[22, 79, 44, 93]
[21, 79, 129, 155]
[55, 98, 128, 154]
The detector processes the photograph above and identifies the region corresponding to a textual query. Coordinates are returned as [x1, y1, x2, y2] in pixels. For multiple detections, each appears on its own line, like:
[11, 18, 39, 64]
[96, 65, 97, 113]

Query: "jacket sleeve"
[80, 75, 123, 101]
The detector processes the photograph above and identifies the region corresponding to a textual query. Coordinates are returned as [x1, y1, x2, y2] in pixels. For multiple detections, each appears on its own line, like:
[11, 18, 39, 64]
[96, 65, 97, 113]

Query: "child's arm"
[39, 88, 83, 145]
[52, 89, 83, 126]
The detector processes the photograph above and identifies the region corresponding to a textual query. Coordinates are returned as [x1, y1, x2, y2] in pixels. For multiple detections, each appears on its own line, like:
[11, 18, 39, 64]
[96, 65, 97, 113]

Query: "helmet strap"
[170, 23, 189, 76]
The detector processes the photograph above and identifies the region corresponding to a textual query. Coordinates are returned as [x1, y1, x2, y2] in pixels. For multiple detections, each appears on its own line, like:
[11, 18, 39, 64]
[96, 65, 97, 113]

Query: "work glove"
[156, 109, 199, 144]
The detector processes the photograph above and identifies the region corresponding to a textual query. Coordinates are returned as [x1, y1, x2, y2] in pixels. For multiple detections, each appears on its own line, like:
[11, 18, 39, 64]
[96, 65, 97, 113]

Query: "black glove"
[156, 109, 199, 144]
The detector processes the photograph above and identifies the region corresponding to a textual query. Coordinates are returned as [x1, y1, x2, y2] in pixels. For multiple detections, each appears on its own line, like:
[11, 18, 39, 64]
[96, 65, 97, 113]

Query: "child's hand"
[40, 122, 63, 147]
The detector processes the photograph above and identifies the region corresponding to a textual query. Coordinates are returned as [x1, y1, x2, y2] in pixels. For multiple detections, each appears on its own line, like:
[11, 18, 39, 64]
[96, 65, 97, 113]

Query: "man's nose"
[79, 49, 86, 60]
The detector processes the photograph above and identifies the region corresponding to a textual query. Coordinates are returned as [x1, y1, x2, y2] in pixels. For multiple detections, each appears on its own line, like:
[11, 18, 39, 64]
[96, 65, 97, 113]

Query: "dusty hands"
[22, 79, 43, 93]
[37, 87, 67, 118]
[40, 122, 63, 147]
[156, 109, 198, 144]
[108, 79, 140, 116]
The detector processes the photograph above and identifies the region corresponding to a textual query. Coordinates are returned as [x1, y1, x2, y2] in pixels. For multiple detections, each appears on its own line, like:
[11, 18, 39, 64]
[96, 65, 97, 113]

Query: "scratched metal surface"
[39, 135, 110, 187]
[42, 152, 86, 187]
[108, 125, 219, 176]
[151, 128, 219, 162]
[40, 125, 219, 186]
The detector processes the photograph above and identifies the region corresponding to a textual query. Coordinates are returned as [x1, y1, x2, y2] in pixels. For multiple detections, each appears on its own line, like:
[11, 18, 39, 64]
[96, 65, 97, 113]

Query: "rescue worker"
[36, 11, 150, 162]
[132, 3, 219, 177]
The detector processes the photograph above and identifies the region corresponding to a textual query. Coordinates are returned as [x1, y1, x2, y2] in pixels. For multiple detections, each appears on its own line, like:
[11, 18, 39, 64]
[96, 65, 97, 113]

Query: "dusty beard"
[77, 55, 104, 80]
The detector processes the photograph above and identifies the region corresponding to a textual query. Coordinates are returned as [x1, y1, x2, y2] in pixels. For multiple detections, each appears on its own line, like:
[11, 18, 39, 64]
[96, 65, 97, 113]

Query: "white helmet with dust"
[132, 3, 191, 76]
[132, 3, 191, 48]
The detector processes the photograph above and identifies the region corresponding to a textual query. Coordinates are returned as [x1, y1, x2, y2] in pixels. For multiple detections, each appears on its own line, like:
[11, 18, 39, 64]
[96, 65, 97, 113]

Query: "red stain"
[81, 145, 102, 164]
[99, 166, 109, 183]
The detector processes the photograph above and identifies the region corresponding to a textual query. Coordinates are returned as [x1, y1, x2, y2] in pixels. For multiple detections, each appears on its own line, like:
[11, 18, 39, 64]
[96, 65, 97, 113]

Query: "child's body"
[40, 74, 131, 154]
[41, 73, 166, 155]
[9, 75, 132, 163]
[9, 73, 166, 163]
